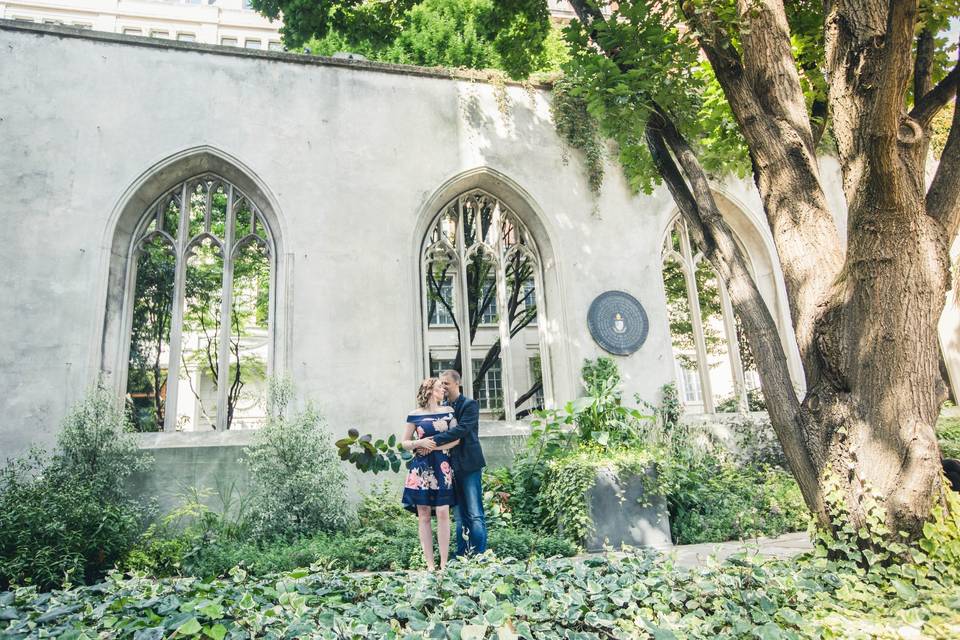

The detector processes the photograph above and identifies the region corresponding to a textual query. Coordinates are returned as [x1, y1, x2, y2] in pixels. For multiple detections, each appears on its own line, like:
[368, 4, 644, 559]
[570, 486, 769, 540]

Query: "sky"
[949, 17, 960, 57]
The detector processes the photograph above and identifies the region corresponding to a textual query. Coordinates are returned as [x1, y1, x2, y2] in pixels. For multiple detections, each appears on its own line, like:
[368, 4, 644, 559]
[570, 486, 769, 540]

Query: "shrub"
[487, 527, 577, 560]
[244, 379, 353, 539]
[715, 387, 767, 412]
[0, 385, 153, 590]
[662, 453, 808, 544]
[730, 414, 787, 468]
[937, 416, 960, 459]
[575, 357, 651, 447]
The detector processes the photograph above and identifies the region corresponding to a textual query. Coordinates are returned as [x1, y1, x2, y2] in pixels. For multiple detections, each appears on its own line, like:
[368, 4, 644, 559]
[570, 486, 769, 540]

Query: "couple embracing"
[400, 370, 487, 570]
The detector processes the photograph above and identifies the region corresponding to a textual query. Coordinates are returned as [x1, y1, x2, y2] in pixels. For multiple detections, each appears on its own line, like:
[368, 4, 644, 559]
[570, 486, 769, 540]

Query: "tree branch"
[911, 64, 960, 129]
[738, 0, 818, 156]
[872, 0, 919, 142]
[927, 84, 960, 239]
[914, 28, 935, 105]
[645, 110, 825, 518]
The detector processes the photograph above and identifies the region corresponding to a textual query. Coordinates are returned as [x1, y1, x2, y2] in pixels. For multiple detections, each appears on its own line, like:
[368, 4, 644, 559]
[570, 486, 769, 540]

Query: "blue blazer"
[431, 394, 486, 473]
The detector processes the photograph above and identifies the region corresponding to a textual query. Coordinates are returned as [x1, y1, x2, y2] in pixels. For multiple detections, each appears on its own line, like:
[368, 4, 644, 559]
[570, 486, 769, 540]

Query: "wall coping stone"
[0, 19, 553, 89]
[136, 420, 532, 450]
[136, 430, 258, 449]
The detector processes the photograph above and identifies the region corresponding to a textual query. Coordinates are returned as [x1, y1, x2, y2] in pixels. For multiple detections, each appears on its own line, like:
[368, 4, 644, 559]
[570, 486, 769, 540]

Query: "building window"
[478, 278, 498, 324]
[268, 41, 284, 52]
[427, 276, 455, 326]
[429, 358, 456, 378]
[150, 30, 170, 39]
[122, 27, 142, 36]
[421, 189, 547, 420]
[676, 361, 703, 404]
[177, 33, 197, 42]
[244, 39, 261, 49]
[525, 356, 544, 417]
[661, 216, 761, 414]
[123, 175, 274, 432]
[220, 37, 238, 46]
[473, 359, 503, 412]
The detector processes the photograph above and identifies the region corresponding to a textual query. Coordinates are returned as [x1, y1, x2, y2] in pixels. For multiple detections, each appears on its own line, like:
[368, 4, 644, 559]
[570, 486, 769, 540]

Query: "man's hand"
[419, 438, 438, 452]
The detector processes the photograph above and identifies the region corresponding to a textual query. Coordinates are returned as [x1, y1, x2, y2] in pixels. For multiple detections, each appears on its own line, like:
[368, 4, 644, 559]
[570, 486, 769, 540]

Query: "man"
[420, 369, 487, 556]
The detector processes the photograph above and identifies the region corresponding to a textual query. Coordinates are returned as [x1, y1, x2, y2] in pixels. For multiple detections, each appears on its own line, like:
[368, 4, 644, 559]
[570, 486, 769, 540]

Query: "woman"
[401, 377, 460, 570]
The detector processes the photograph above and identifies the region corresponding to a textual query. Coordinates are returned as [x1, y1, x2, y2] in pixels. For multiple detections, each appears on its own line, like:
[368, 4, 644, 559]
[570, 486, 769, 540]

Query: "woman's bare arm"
[400, 423, 424, 451]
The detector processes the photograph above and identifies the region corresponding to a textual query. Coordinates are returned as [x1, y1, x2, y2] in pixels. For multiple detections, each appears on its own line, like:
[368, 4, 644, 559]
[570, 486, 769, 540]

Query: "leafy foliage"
[10, 493, 960, 638]
[663, 455, 807, 545]
[716, 387, 767, 413]
[124, 483, 574, 579]
[937, 414, 960, 459]
[550, 77, 605, 194]
[501, 358, 805, 546]
[335, 429, 412, 474]
[0, 384, 153, 590]
[253, 0, 561, 78]
[243, 380, 353, 539]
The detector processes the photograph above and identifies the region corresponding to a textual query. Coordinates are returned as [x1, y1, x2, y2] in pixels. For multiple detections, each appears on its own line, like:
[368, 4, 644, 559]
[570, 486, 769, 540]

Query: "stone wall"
[0, 21, 687, 460]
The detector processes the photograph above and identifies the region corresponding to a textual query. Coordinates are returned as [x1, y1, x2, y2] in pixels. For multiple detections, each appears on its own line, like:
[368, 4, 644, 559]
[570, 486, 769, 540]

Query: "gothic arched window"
[124, 175, 274, 431]
[661, 216, 762, 413]
[421, 190, 548, 420]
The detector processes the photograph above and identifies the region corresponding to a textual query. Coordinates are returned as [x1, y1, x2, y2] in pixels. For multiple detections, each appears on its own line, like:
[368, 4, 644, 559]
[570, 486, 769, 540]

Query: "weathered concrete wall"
[0, 21, 688, 461]
[130, 425, 526, 514]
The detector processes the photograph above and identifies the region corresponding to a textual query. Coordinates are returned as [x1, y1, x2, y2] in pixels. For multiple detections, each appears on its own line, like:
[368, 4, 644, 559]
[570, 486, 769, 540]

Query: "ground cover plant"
[5, 491, 959, 639]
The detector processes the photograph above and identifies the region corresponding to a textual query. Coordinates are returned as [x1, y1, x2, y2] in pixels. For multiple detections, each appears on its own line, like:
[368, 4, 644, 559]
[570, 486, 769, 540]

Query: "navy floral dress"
[402, 411, 457, 514]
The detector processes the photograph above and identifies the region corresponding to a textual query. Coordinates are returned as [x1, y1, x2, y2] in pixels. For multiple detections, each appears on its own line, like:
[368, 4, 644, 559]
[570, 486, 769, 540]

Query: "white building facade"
[0, 0, 283, 49]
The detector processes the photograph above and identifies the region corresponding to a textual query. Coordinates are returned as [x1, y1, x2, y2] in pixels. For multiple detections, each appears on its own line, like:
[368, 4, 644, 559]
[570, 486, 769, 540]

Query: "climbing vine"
[550, 77, 605, 196]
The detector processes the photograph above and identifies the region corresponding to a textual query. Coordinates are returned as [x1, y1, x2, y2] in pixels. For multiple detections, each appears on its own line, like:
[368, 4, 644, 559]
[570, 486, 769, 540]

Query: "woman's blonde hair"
[416, 377, 440, 408]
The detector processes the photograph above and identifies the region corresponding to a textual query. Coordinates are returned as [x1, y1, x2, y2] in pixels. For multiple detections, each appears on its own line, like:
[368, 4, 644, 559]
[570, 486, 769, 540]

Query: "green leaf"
[198, 602, 223, 619]
[891, 578, 919, 603]
[205, 624, 227, 640]
[460, 625, 488, 640]
[175, 617, 203, 636]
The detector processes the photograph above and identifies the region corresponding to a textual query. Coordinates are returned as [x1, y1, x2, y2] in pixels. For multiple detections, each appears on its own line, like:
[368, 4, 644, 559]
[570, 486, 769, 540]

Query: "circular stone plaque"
[587, 291, 649, 356]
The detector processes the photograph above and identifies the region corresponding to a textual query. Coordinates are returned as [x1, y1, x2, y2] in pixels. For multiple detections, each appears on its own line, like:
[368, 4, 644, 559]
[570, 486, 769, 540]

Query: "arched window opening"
[661, 217, 764, 414]
[125, 175, 273, 431]
[422, 190, 547, 420]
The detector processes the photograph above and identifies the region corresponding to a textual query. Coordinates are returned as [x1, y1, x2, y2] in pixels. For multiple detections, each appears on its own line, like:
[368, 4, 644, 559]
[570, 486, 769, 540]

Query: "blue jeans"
[453, 468, 487, 556]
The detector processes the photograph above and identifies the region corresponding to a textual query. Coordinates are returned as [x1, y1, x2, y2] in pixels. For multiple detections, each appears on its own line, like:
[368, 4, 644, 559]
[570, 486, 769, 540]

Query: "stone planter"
[585, 465, 672, 551]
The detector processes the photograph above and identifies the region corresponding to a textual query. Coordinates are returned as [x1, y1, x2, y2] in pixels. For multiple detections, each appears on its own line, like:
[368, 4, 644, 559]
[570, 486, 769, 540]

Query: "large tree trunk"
[692, 0, 954, 541]
[568, 0, 958, 544]
[808, 0, 949, 538]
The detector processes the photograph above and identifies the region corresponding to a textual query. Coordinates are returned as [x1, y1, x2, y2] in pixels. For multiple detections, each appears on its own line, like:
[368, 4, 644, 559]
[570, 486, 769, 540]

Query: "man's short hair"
[439, 369, 461, 383]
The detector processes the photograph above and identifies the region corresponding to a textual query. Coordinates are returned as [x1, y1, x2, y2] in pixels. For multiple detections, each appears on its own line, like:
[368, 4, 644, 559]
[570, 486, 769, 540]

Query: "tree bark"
[810, 0, 948, 538]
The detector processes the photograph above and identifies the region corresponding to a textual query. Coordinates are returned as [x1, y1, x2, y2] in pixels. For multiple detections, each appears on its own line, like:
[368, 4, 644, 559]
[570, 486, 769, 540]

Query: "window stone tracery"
[124, 174, 274, 431]
[422, 189, 547, 420]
